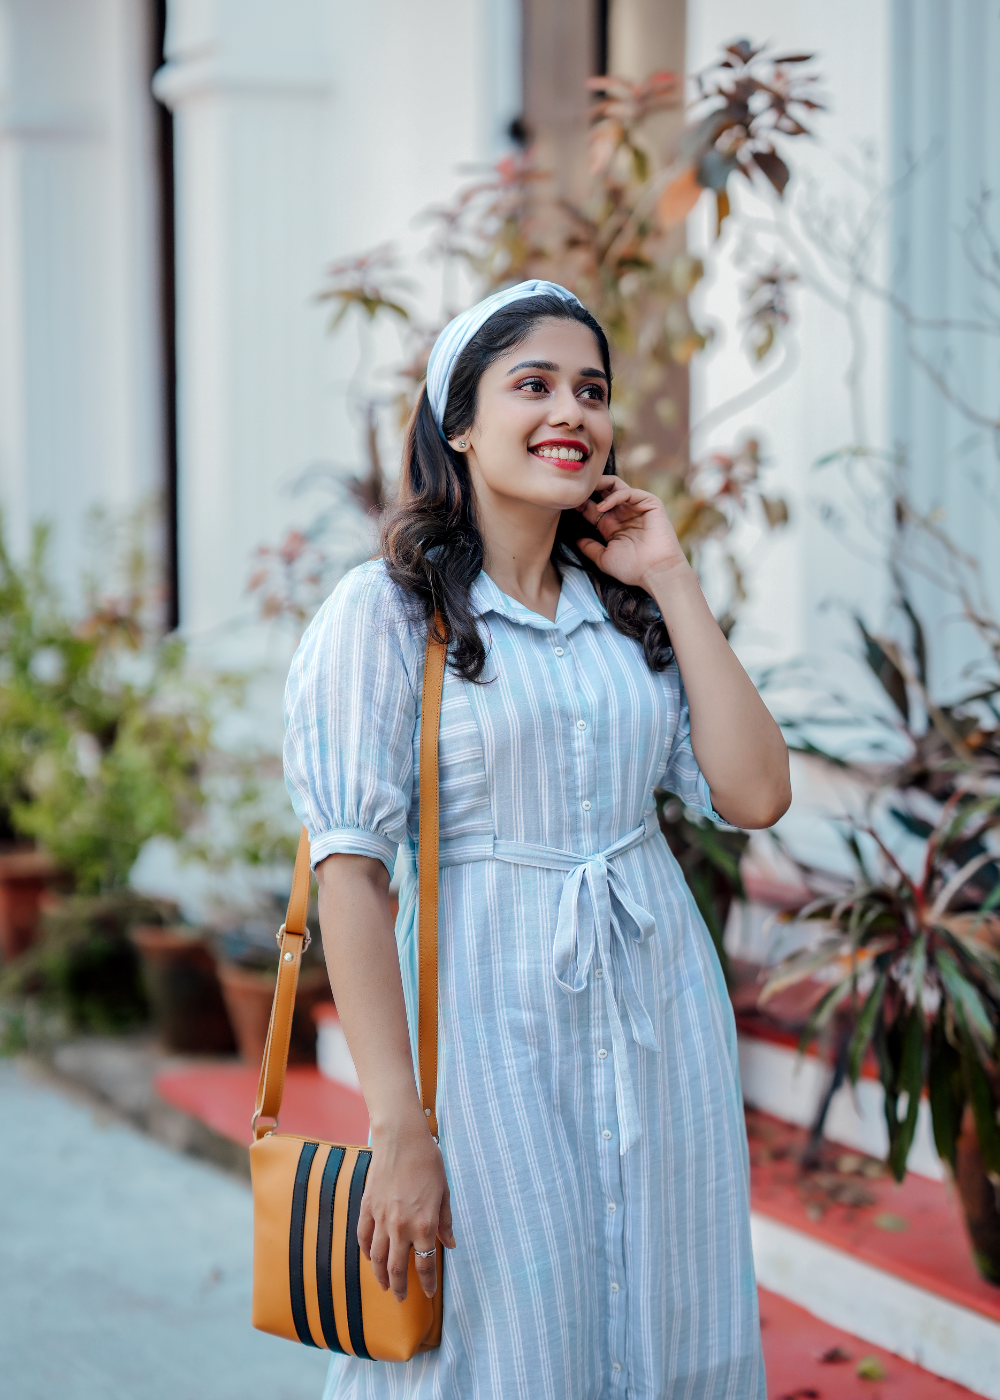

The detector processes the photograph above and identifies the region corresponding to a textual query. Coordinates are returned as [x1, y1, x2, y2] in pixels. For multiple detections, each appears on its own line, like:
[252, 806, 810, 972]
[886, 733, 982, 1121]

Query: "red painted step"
[155, 1063, 371, 1148]
[747, 1110, 1000, 1326]
[758, 1287, 981, 1397]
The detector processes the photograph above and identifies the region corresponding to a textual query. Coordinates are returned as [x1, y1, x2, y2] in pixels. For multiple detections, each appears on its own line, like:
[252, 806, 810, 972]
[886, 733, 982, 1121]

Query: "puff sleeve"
[283, 563, 417, 875]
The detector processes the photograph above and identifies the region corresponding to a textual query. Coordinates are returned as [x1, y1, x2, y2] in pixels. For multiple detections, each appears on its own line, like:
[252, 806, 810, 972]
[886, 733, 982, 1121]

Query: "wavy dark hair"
[381, 294, 671, 681]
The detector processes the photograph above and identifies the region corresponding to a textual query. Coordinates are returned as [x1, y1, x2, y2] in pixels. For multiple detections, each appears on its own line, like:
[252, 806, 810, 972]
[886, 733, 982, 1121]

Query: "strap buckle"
[250, 1109, 279, 1138]
[276, 922, 311, 953]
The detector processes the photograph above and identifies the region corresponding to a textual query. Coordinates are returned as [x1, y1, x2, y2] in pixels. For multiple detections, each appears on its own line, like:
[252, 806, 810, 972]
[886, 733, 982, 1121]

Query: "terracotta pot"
[217, 961, 331, 1066]
[131, 925, 237, 1055]
[955, 1105, 1000, 1286]
[0, 846, 65, 961]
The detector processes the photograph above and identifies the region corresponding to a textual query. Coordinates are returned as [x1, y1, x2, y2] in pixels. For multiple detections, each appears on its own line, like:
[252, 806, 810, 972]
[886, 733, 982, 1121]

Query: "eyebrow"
[505, 358, 608, 382]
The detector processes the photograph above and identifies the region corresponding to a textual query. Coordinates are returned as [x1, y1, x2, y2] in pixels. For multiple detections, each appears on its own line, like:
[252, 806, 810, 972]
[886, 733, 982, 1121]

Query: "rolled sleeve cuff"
[308, 827, 398, 876]
[688, 773, 741, 831]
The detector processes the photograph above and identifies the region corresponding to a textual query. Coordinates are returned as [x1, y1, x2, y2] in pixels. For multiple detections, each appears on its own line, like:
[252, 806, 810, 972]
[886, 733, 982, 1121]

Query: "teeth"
[534, 446, 584, 462]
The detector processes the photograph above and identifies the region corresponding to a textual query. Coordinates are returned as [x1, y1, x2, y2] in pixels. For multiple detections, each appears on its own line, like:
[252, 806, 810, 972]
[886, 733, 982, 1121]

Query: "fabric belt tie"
[493, 812, 661, 1153]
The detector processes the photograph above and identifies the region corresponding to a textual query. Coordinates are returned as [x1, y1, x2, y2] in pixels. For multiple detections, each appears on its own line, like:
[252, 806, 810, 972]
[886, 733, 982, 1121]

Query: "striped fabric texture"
[284, 561, 765, 1400]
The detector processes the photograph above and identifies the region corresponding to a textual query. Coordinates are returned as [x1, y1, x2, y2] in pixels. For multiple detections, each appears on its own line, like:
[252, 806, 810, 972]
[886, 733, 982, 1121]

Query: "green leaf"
[964, 1049, 1000, 1176]
[886, 1009, 924, 1181]
[889, 808, 934, 840]
[847, 975, 886, 1085]
[796, 975, 853, 1053]
[856, 617, 909, 722]
[938, 953, 996, 1048]
[928, 1023, 964, 1169]
[897, 590, 928, 688]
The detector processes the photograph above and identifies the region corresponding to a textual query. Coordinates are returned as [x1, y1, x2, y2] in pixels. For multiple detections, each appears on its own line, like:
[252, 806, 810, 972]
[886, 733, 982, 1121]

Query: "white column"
[154, 0, 335, 656]
[156, 0, 520, 660]
[889, 0, 1000, 692]
[0, 0, 164, 601]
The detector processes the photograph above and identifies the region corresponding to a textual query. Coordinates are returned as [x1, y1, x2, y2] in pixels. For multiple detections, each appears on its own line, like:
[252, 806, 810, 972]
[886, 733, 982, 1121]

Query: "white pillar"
[155, 0, 520, 659]
[153, 0, 335, 655]
[0, 0, 164, 601]
[889, 0, 1000, 692]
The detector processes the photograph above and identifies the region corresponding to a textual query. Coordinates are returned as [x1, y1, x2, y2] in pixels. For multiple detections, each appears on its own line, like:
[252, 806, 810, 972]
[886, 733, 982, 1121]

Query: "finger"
[576, 498, 605, 525]
[576, 537, 606, 567]
[591, 478, 630, 506]
[357, 1199, 375, 1261]
[438, 1185, 457, 1250]
[387, 1230, 413, 1303]
[368, 1222, 392, 1292]
[413, 1242, 438, 1298]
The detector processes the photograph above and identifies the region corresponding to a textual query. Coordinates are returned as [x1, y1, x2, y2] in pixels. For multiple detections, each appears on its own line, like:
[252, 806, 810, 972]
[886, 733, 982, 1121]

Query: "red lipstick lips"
[529, 438, 590, 468]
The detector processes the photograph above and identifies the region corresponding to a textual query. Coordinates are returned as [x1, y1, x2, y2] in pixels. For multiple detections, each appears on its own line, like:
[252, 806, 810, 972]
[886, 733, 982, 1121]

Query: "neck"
[471, 475, 562, 621]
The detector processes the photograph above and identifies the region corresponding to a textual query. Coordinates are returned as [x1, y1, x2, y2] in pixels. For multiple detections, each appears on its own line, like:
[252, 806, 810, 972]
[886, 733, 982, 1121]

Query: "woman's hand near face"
[574, 476, 688, 589]
[578, 475, 791, 830]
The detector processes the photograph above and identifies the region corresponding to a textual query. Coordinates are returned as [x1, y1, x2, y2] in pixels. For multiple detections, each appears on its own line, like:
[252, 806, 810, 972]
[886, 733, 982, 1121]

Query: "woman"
[284, 280, 790, 1400]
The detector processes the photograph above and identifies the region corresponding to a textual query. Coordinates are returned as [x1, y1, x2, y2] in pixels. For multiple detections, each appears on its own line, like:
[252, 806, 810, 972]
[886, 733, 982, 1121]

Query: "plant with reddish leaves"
[763, 787, 1000, 1187]
[305, 40, 818, 607]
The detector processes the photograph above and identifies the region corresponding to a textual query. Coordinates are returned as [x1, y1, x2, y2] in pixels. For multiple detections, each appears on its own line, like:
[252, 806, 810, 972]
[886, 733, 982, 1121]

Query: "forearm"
[315, 853, 426, 1139]
[644, 561, 791, 828]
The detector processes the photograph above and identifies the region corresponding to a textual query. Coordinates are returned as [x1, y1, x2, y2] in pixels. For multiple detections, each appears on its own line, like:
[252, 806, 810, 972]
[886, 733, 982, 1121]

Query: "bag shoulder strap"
[252, 616, 447, 1141]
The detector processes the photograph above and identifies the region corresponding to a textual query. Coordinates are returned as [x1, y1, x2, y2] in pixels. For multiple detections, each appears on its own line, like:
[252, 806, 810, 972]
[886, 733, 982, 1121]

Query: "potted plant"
[0, 511, 244, 1035]
[212, 901, 331, 1065]
[129, 923, 236, 1055]
[767, 586, 1000, 1282]
[0, 891, 178, 1032]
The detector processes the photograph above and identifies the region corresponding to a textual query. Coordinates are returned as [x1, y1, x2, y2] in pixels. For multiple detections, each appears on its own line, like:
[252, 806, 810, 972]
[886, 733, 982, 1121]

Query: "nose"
[548, 383, 584, 430]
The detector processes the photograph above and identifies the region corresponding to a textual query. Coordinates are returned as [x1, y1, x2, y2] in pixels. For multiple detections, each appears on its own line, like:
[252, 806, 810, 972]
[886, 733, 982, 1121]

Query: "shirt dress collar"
[470, 565, 608, 636]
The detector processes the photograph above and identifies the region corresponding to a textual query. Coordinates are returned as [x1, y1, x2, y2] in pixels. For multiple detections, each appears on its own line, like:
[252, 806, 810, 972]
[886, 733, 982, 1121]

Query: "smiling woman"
[386, 289, 676, 680]
[283, 282, 789, 1400]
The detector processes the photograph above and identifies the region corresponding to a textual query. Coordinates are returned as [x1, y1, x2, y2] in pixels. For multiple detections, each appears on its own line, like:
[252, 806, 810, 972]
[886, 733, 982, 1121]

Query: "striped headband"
[425, 279, 584, 438]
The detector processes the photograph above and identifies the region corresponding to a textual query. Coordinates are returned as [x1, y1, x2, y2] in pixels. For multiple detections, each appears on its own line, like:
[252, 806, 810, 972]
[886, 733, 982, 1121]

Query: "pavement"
[2, 1058, 330, 1400]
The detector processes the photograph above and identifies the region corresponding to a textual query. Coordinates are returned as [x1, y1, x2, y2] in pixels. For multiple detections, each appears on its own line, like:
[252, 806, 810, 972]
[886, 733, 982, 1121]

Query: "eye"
[580, 383, 606, 402]
[515, 376, 549, 394]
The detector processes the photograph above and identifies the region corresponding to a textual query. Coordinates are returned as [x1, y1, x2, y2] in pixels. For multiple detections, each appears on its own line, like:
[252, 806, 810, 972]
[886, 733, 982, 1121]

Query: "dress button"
[598, 1048, 608, 1059]
[610, 1282, 620, 1293]
[576, 718, 587, 730]
[582, 799, 592, 811]
[607, 1201, 616, 1212]
[595, 967, 603, 978]
[612, 1362, 621, 1372]
[554, 646, 564, 656]
[602, 1129, 612, 1140]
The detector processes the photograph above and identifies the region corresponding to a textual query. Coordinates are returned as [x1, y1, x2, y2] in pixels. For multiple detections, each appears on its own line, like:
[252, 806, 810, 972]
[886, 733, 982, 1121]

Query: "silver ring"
[413, 1246, 436, 1259]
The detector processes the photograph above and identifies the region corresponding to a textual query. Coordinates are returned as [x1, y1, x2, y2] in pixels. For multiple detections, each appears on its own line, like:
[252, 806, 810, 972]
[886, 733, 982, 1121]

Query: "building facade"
[1, 0, 997, 715]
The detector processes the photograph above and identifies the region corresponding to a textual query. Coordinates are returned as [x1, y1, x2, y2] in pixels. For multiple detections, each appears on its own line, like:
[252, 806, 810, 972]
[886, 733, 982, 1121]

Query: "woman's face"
[451, 318, 614, 514]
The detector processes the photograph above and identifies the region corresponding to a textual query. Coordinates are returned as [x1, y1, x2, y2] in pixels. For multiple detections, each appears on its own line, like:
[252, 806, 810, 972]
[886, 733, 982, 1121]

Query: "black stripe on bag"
[345, 1150, 372, 1359]
[289, 1141, 320, 1347]
[316, 1145, 347, 1352]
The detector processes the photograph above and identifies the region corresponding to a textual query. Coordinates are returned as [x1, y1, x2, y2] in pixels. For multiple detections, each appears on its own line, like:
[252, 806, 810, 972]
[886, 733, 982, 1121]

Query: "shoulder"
[291, 560, 424, 683]
[313, 560, 421, 640]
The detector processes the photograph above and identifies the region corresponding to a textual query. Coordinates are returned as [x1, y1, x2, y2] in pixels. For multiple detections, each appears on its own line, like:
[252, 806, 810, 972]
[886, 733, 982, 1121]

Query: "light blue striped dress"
[283, 560, 764, 1400]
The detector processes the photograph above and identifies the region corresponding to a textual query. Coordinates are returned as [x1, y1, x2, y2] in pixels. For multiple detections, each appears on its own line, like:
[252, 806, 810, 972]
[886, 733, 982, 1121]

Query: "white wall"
[686, 1, 893, 699]
[888, 0, 1000, 697]
[0, 0, 164, 601]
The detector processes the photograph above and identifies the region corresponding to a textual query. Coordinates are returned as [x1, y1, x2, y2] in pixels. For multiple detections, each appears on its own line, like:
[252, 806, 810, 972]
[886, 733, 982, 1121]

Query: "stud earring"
[458, 439, 467, 449]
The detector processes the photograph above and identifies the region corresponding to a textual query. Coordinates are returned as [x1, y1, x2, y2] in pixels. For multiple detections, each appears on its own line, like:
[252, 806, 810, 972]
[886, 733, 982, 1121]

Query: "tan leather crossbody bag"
[249, 623, 446, 1360]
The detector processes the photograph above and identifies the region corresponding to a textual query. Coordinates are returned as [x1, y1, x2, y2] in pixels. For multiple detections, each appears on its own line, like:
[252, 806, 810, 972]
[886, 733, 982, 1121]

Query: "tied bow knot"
[494, 814, 661, 1152]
